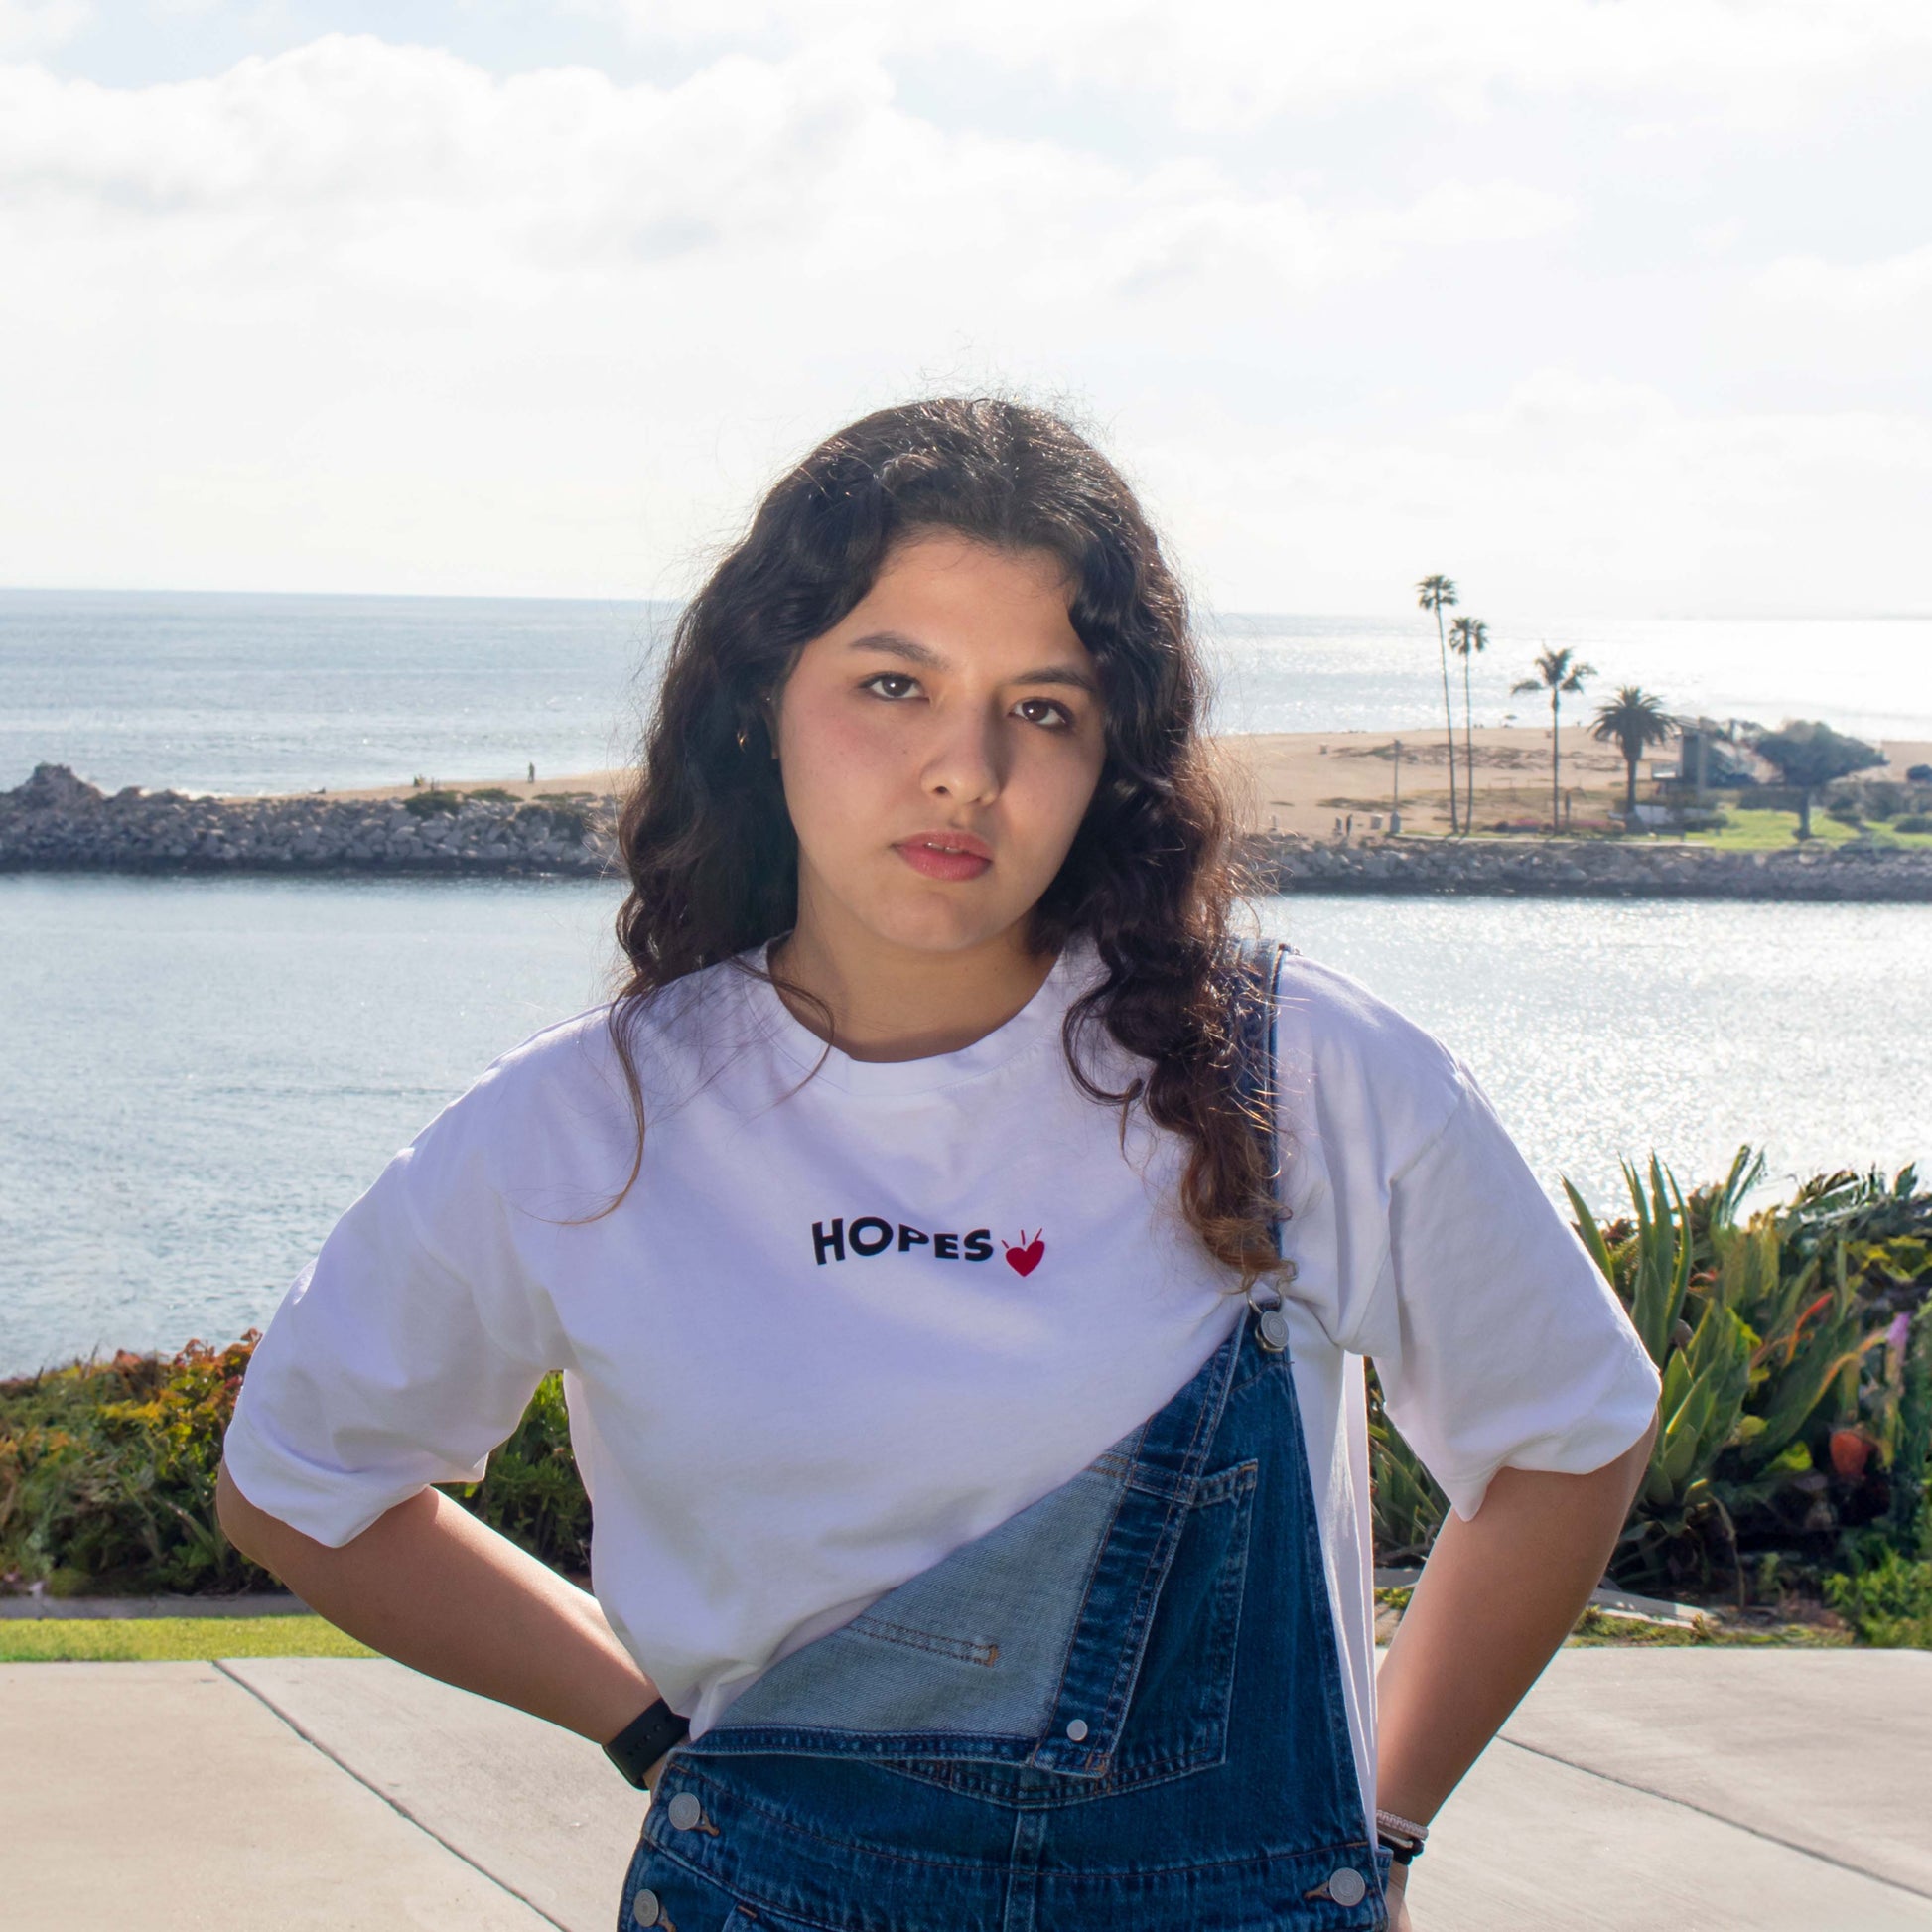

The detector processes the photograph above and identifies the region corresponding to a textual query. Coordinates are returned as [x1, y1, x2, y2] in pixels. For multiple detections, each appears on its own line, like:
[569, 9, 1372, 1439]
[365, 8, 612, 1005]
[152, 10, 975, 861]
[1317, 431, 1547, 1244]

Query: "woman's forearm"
[1372, 1414, 1658, 1829]
[215, 1462, 657, 1744]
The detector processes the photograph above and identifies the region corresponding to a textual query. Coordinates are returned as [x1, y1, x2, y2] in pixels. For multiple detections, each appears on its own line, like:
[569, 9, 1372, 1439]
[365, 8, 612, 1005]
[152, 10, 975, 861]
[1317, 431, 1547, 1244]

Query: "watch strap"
[602, 1698, 690, 1789]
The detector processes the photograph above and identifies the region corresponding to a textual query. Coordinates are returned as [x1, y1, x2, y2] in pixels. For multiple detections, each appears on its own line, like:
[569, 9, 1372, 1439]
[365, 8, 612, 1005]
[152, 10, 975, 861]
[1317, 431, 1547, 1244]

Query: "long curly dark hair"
[605, 395, 1283, 1285]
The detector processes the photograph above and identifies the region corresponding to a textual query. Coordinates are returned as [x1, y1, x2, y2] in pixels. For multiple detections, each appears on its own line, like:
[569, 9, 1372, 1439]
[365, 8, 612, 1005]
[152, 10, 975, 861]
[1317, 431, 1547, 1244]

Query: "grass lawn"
[0, 1615, 376, 1662]
[1562, 1606, 1852, 1648]
[1372, 1589, 1856, 1648]
[1685, 808, 1932, 853]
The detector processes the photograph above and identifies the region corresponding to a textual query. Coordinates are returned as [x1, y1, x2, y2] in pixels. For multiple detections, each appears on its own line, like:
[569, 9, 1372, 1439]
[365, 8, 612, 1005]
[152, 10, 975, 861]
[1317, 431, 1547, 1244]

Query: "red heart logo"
[1004, 1234, 1045, 1278]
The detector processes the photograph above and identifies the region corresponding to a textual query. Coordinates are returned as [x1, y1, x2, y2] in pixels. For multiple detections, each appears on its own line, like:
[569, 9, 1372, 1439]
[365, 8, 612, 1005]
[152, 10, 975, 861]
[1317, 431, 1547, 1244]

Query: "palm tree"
[1416, 575, 1459, 833]
[1511, 645, 1595, 834]
[1449, 615, 1488, 832]
[1590, 686, 1675, 829]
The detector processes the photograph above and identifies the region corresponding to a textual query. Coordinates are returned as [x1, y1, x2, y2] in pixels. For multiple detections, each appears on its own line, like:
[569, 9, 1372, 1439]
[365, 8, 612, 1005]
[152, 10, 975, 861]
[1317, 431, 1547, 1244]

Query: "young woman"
[217, 398, 1661, 1932]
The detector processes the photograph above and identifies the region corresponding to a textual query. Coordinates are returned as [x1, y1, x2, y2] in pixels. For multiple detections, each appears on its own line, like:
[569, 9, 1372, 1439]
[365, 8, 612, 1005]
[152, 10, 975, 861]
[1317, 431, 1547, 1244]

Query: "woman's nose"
[921, 705, 1003, 804]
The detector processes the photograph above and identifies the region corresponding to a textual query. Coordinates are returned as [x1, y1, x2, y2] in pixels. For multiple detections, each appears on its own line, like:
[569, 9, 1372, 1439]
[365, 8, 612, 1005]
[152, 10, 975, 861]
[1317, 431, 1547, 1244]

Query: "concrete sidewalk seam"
[211, 1659, 574, 1930]
[1492, 1734, 1932, 1903]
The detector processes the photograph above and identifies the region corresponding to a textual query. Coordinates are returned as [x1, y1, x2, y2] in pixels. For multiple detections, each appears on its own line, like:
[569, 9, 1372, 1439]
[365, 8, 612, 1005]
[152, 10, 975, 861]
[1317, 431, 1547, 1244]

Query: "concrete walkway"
[2, 1650, 1927, 1930]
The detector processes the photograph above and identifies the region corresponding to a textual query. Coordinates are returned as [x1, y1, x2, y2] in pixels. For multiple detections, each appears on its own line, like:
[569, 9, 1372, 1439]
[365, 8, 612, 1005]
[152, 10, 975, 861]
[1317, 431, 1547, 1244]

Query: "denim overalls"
[618, 942, 1392, 1932]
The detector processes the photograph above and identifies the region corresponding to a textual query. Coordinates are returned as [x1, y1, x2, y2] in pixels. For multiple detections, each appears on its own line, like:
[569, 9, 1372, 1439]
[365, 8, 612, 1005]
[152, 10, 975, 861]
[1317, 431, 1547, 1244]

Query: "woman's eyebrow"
[847, 630, 1099, 694]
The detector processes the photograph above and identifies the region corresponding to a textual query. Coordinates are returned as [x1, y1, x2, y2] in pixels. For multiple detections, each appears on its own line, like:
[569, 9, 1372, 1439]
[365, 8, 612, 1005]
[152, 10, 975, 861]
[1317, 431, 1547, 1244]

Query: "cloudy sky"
[2, 0, 1927, 615]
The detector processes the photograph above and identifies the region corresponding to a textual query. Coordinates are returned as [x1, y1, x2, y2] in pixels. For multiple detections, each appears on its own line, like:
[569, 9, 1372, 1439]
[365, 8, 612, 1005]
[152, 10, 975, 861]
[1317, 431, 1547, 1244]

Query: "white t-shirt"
[222, 941, 1660, 1815]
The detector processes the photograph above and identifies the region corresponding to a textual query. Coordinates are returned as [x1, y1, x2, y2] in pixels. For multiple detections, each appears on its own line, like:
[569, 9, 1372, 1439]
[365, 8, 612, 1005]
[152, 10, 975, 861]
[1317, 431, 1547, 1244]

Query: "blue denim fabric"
[618, 943, 1390, 1931]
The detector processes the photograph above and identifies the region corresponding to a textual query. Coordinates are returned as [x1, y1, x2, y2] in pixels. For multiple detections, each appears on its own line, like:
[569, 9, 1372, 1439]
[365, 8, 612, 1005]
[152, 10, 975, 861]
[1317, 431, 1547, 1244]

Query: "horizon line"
[1, 584, 1927, 626]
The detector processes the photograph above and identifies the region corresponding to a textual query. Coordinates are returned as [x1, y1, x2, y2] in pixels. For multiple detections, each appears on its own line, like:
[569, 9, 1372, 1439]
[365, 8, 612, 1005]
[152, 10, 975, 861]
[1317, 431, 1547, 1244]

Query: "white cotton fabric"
[222, 942, 1660, 1814]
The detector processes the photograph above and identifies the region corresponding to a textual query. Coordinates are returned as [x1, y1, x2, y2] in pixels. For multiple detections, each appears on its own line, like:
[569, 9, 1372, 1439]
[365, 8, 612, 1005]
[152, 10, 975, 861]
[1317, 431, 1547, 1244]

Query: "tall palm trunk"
[1436, 609, 1458, 835]
[1551, 692, 1562, 833]
[1461, 653, 1476, 833]
[1623, 751, 1639, 822]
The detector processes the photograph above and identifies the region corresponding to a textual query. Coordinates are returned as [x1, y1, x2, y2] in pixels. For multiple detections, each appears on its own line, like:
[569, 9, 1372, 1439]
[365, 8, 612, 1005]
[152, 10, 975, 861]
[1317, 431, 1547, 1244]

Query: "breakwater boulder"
[6, 765, 1930, 899]
[0, 765, 619, 878]
[1242, 831, 1932, 902]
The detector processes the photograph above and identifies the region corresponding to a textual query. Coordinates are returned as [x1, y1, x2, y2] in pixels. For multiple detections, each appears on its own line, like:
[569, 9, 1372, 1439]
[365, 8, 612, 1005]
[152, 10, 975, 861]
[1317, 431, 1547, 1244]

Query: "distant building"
[1663, 718, 1769, 799]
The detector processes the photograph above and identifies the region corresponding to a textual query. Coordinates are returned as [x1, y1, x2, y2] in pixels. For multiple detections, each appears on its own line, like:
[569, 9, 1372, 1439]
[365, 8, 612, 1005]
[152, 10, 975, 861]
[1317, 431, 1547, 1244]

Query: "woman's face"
[772, 528, 1107, 962]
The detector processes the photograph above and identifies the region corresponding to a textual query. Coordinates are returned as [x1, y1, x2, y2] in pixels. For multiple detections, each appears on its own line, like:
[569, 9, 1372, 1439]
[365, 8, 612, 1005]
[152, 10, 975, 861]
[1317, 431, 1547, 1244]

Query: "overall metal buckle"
[1247, 1262, 1296, 1353]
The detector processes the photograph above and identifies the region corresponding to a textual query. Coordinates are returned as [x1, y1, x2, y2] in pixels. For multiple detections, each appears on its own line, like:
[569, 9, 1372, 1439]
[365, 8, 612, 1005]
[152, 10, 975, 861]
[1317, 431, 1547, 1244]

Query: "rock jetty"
[0, 765, 616, 878]
[6, 763, 1932, 900]
[1242, 830, 1932, 901]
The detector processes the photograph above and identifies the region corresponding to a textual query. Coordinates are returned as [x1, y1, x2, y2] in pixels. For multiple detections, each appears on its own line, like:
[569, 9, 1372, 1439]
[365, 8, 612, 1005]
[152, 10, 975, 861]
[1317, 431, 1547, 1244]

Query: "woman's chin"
[856, 896, 1025, 959]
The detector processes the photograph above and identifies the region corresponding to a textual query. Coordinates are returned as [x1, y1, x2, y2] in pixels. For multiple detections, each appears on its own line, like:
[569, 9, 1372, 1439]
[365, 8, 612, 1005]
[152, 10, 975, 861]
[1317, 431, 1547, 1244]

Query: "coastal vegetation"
[1511, 645, 1596, 833]
[1375, 1148, 1932, 1642]
[1686, 807, 1932, 854]
[1590, 685, 1676, 822]
[5, 1153, 1927, 1647]
[1750, 721, 1888, 840]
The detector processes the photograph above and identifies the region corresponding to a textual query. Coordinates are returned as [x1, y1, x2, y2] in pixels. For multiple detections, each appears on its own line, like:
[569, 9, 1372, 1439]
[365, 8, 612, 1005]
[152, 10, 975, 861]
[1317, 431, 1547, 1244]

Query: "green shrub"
[1896, 814, 1932, 834]
[437, 1371, 591, 1572]
[466, 787, 516, 804]
[1825, 1549, 1932, 1647]
[0, 1336, 271, 1593]
[1887, 1306, 1932, 1550]
[2, 1338, 594, 1593]
[402, 788, 464, 817]
[1550, 1149, 1921, 1596]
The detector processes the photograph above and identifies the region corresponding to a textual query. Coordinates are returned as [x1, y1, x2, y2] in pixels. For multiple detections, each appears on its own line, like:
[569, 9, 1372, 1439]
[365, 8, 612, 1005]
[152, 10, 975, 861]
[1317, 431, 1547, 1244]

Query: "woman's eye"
[860, 672, 921, 700]
[1014, 697, 1075, 731]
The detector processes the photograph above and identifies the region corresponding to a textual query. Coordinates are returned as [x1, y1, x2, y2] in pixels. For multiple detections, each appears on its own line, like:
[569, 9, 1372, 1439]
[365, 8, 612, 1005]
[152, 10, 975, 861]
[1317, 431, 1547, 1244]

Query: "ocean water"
[4, 874, 1928, 1378]
[4, 590, 1928, 799]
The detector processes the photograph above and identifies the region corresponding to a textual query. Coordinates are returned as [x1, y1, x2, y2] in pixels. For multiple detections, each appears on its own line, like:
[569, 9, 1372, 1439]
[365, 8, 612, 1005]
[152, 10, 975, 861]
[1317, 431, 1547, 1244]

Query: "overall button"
[1327, 1866, 1367, 1907]
[1064, 1719, 1089, 1742]
[1257, 1308, 1290, 1351]
[630, 1888, 662, 1926]
[665, 1791, 704, 1832]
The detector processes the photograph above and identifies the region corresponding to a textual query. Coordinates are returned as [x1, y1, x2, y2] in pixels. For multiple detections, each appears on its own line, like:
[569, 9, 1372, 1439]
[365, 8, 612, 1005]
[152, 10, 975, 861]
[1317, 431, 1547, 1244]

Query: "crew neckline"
[740, 938, 1096, 1097]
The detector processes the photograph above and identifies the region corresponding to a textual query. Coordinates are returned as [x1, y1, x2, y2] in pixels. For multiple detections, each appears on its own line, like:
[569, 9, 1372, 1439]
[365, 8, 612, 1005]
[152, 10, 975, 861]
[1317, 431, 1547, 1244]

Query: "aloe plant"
[1565, 1149, 1916, 1592]
[1644, 1293, 1753, 1513]
[1565, 1156, 1693, 1372]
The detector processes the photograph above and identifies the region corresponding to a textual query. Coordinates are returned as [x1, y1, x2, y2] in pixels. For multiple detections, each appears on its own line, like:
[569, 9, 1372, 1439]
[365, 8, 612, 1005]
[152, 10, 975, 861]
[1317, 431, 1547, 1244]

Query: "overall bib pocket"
[1102, 1453, 1258, 1786]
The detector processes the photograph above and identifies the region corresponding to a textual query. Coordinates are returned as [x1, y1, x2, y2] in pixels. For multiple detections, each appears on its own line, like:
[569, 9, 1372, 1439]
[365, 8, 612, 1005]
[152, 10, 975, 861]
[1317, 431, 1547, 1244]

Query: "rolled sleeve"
[222, 1106, 563, 1548]
[1357, 1066, 1661, 1522]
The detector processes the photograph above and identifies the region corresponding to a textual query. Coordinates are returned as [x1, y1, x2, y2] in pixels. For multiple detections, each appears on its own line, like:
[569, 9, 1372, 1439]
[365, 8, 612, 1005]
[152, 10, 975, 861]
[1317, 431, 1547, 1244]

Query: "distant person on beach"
[216, 397, 1659, 1932]
[529, 761, 536, 783]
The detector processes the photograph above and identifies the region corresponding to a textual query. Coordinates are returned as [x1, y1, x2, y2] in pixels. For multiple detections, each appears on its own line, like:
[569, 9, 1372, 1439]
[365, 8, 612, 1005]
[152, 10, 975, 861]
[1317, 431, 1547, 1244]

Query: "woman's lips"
[894, 835, 992, 882]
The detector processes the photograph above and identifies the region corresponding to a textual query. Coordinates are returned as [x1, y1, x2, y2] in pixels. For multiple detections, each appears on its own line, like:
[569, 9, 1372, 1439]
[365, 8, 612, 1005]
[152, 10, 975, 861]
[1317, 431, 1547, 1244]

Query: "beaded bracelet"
[1375, 1808, 1429, 1865]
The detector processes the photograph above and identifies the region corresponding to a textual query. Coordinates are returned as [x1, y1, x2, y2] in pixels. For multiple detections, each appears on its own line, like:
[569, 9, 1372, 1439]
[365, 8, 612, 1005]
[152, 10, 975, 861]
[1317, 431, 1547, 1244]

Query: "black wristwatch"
[602, 1698, 690, 1789]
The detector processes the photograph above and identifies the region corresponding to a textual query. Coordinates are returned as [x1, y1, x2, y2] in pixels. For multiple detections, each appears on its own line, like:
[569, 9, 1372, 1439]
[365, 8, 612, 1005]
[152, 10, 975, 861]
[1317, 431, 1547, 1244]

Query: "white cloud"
[0, 0, 87, 55]
[1134, 379, 1932, 613]
[0, 26, 1924, 615]
[0, 35, 1568, 302]
[590, 0, 1932, 126]
[1742, 244, 1932, 375]
[0, 36, 1583, 596]
[1756, 244, 1932, 314]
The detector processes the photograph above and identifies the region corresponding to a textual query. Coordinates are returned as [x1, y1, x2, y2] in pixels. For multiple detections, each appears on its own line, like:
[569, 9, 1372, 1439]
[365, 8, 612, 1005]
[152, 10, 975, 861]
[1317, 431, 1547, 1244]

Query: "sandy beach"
[300, 728, 1932, 841]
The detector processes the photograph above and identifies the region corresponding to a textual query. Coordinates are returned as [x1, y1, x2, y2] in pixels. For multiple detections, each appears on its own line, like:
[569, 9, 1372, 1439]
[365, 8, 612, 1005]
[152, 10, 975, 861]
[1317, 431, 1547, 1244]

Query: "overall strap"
[1227, 935, 1292, 1207]
[1229, 939, 1298, 1340]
